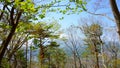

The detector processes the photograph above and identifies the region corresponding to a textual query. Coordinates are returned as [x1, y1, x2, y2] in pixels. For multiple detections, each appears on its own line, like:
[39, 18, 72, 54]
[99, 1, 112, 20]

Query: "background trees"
[0, 0, 120, 68]
[64, 26, 83, 68]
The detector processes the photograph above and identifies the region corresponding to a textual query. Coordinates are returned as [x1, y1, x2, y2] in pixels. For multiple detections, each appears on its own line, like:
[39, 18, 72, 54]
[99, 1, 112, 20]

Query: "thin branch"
[0, 4, 7, 20]
[10, 7, 14, 25]
[86, 11, 115, 22]
[17, 34, 29, 50]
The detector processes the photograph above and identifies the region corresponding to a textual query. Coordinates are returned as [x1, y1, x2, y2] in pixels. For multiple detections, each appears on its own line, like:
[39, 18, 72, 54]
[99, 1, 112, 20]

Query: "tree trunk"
[0, 24, 17, 67]
[109, 0, 120, 35]
[30, 45, 32, 68]
[94, 44, 99, 68]
[76, 50, 82, 68]
[114, 53, 117, 68]
[26, 41, 28, 68]
[39, 37, 45, 68]
[13, 55, 17, 68]
[40, 45, 44, 68]
[0, 11, 22, 67]
[73, 52, 77, 68]
[100, 38, 107, 68]
[95, 51, 99, 68]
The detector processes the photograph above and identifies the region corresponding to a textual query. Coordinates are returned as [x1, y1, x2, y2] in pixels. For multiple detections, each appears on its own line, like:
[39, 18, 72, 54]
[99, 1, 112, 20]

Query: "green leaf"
[59, 17, 64, 20]
[33, 39, 39, 45]
[39, 14, 45, 19]
[30, 46, 37, 50]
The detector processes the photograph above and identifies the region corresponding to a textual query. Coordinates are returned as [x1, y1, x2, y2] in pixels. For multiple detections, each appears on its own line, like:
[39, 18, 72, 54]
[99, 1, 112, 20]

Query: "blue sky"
[40, 0, 119, 29]
[38, 0, 120, 40]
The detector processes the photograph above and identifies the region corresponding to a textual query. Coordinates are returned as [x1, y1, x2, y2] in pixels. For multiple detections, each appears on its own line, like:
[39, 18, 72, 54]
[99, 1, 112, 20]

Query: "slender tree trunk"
[73, 52, 77, 68]
[99, 36, 107, 68]
[94, 43, 99, 68]
[30, 46, 32, 68]
[85, 56, 88, 68]
[48, 53, 51, 68]
[26, 41, 28, 68]
[0, 11, 22, 66]
[40, 45, 44, 68]
[109, 0, 120, 35]
[95, 51, 99, 68]
[114, 53, 117, 68]
[76, 50, 82, 68]
[13, 55, 17, 68]
[0, 24, 17, 67]
[101, 44, 107, 68]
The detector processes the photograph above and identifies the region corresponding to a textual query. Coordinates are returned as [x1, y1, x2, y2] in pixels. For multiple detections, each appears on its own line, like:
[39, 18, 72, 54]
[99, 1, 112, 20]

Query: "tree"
[0, 0, 66, 66]
[0, 0, 36, 66]
[0, 21, 33, 67]
[105, 40, 120, 68]
[44, 42, 67, 68]
[76, 0, 120, 38]
[64, 26, 83, 68]
[80, 23, 103, 68]
[31, 22, 60, 68]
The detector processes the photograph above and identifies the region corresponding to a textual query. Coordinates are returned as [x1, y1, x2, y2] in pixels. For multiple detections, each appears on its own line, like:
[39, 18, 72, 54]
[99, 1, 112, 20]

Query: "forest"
[0, 0, 120, 68]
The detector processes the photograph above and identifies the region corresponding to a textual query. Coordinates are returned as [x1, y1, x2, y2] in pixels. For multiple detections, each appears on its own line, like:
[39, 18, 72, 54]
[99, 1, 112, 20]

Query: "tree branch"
[109, 0, 120, 35]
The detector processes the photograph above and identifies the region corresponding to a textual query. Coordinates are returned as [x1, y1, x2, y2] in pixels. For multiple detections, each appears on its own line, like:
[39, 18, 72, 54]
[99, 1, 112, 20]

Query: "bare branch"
[85, 11, 115, 22]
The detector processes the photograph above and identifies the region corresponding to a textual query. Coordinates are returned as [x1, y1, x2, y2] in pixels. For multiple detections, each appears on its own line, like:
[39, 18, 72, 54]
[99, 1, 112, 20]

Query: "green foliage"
[82, 23, 102, 38]
[0, 23, 11, 40]
[81, 23, 103, 59]
[15, 49, 27, 68]
[48, 41, 60, 47]
[16, 22, 33, 33]
[81, 50, 90, 58]
[30, 21, 60, 38]
[39, 14, 45, 19]
[30, 46, 37, 50]
[14, 0, 35, 13]
[44, 47, 67, 67]
[1, 58, 10, 68]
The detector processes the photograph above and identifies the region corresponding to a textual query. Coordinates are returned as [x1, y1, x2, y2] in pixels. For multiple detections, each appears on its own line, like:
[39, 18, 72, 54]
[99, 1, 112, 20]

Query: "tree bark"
[26, 41, 28, 68]
[73, 52, 77, 68]
[40, 45, 44, 68]
[0, 24, 17, 67]
[114, 53, 117, 68]
[94, 43, 99, 68]
[0, 11, 22, 67]
[109, 0, 120, 35]
[30, 45, 32, 68]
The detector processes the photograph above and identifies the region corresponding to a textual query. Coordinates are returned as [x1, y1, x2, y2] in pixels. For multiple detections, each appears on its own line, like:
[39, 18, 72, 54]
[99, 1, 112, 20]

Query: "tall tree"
[0, 0, 64, 66]
[80, 23, 103, 68]
[31, 22, 60, 68]
[64, 26, 83, 68]
[0, 0, 36, 66]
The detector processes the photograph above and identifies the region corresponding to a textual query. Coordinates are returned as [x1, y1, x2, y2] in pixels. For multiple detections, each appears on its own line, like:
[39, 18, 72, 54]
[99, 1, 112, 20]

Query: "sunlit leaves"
[39, 14, 45, 19]
[0, 23, 11, 40]
[49, 41, 59, 47]
[81, 23, 103, 57]
[14, 0, 35, 13]
[16, 22, 33, 33]
[81, 23, 102, 37]
[89, 23, 102, 36]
